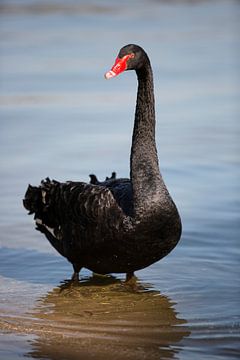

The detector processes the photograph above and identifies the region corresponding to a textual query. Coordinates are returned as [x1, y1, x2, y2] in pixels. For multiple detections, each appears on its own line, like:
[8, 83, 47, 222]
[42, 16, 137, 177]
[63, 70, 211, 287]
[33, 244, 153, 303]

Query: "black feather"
[23, 44, 182, 279]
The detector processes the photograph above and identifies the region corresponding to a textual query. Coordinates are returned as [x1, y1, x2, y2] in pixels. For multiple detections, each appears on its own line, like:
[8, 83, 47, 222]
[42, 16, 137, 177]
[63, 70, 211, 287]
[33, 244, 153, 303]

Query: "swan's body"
[23, 44, 181, 281]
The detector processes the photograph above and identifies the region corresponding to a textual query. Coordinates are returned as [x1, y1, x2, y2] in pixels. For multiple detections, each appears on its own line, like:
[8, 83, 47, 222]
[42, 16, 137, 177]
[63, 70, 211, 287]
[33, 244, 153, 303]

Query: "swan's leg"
[126, 272, 135, 282]
[71, 263, 82, 282]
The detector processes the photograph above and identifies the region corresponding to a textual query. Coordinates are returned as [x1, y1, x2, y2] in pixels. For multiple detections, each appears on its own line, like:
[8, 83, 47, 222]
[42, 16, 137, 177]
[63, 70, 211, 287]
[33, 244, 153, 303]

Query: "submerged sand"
[0, 277, 189, 360]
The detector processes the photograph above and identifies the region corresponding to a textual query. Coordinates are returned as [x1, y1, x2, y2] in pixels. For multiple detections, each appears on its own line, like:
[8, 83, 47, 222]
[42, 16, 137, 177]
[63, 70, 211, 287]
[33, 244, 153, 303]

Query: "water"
[0, 0, 239, 359]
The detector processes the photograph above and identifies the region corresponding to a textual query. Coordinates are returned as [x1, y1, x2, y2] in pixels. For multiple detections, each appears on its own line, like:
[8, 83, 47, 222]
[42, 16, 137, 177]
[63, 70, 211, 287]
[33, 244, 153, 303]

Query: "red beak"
[105, 54, 133, 79]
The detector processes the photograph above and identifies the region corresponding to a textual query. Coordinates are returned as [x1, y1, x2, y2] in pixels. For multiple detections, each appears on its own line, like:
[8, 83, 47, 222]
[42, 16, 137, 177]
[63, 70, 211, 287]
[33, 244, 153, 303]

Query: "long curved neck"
[130, 59, 169, 219]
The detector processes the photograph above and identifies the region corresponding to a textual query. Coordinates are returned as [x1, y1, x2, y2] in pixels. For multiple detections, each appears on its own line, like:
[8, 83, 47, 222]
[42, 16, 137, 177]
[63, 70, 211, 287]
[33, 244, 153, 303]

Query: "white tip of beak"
[104, 70, 116, 80]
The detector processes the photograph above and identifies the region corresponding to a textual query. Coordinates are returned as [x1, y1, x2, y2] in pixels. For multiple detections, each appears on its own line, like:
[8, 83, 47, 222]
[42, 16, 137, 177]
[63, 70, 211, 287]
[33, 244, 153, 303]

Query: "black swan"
[23, 44, 182, 282]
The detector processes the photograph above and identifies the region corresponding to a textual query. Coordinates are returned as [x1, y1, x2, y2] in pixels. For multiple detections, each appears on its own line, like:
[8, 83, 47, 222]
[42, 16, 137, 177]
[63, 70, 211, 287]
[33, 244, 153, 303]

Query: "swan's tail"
[23, 184, 42, 216]
[23, 178, 65, 255]
[23, 177, 62, 226]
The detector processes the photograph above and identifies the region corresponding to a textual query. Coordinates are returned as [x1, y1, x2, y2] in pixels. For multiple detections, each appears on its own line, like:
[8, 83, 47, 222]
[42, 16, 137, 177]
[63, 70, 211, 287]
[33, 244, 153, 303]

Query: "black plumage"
[89, 171, 116, 185]
[23, 44, 182, 281]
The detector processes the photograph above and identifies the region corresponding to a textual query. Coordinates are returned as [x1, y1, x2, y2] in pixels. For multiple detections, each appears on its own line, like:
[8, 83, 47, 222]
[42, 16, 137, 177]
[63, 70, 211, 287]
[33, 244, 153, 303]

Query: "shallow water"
[0, 0, 239, 359]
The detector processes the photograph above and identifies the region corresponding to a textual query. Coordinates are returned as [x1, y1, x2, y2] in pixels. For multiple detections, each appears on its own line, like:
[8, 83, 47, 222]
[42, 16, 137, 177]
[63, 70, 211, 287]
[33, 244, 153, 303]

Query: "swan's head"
[105, 44, 148, 79]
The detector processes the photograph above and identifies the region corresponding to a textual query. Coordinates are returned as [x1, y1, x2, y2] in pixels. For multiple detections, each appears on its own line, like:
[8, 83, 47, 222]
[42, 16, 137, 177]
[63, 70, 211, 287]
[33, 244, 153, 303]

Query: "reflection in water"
[26, 276, 190, 360]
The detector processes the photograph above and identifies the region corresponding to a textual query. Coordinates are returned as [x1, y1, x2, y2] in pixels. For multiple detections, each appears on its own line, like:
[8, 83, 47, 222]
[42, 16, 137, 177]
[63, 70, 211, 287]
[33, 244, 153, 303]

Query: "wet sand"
[0, 276, 189, 360]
